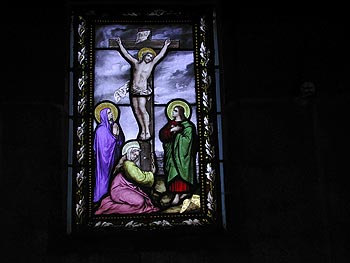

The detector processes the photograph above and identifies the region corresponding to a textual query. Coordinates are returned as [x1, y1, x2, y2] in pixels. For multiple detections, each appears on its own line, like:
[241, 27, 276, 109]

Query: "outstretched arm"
[116, 37, 137, 64]
[153, 38, 171, 64]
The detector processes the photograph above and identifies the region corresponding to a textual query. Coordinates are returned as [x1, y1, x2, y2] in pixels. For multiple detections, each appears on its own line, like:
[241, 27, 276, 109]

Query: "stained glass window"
[67, 4, 225, 233]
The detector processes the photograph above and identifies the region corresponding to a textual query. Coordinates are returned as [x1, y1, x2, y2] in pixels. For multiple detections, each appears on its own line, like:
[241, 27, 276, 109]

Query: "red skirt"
[168, 178, 190, 193]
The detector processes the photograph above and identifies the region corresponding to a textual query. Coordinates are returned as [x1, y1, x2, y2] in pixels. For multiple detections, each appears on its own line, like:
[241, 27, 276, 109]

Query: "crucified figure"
[116, 37, 171, 140]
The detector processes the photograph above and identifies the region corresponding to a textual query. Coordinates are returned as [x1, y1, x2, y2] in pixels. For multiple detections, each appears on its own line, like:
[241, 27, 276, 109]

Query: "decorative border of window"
[67, 5, 223, 234]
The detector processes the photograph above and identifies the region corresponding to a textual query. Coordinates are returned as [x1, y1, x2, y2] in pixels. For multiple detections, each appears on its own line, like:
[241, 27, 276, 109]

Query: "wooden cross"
[109, 28, 180, 171]
[109, 28, 180, 49]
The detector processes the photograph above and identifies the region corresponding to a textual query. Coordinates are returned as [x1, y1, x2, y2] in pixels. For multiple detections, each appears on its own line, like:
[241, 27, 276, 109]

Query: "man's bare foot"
[138, 131, 151, 140]
[144, 132, 151, 140]
[171, 194, 180, 205]
[138, 132, 146, 140]
[180, 193, 191, 200]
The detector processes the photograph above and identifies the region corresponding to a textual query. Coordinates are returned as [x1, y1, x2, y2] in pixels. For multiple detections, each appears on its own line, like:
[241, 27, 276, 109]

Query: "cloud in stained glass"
[94, 50, 195, 105]
[154, 51, 195, 104]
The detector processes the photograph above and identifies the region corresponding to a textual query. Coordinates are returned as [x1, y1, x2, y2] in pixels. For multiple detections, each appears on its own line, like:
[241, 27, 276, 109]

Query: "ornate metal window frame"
[67, 4, 225, 234]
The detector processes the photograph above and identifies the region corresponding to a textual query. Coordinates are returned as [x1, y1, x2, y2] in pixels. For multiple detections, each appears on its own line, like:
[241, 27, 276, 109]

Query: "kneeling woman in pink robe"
[95, 140, 159, 215]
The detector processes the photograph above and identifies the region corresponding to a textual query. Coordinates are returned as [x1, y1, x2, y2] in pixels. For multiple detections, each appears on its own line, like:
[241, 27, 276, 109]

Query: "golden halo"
[94, 102, 119, 123]
[166, 100, 191, 120]
[137, 47, 156, 60]
[122, 140, 141, 155]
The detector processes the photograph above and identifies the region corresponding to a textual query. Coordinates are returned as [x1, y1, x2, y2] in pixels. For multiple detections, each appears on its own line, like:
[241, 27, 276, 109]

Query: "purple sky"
[93, 24, 198, 152]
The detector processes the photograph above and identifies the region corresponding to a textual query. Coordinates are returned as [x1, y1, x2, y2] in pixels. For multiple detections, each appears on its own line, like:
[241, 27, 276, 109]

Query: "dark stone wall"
[1, 3, 347, 263]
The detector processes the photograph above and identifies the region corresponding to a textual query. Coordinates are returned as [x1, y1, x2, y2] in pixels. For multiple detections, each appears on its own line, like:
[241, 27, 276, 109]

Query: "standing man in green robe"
[159, 100, 197, 206]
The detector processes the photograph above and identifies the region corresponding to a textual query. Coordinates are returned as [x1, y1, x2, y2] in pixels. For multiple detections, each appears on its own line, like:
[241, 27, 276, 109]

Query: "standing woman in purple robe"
[93, 102, 125, 203]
